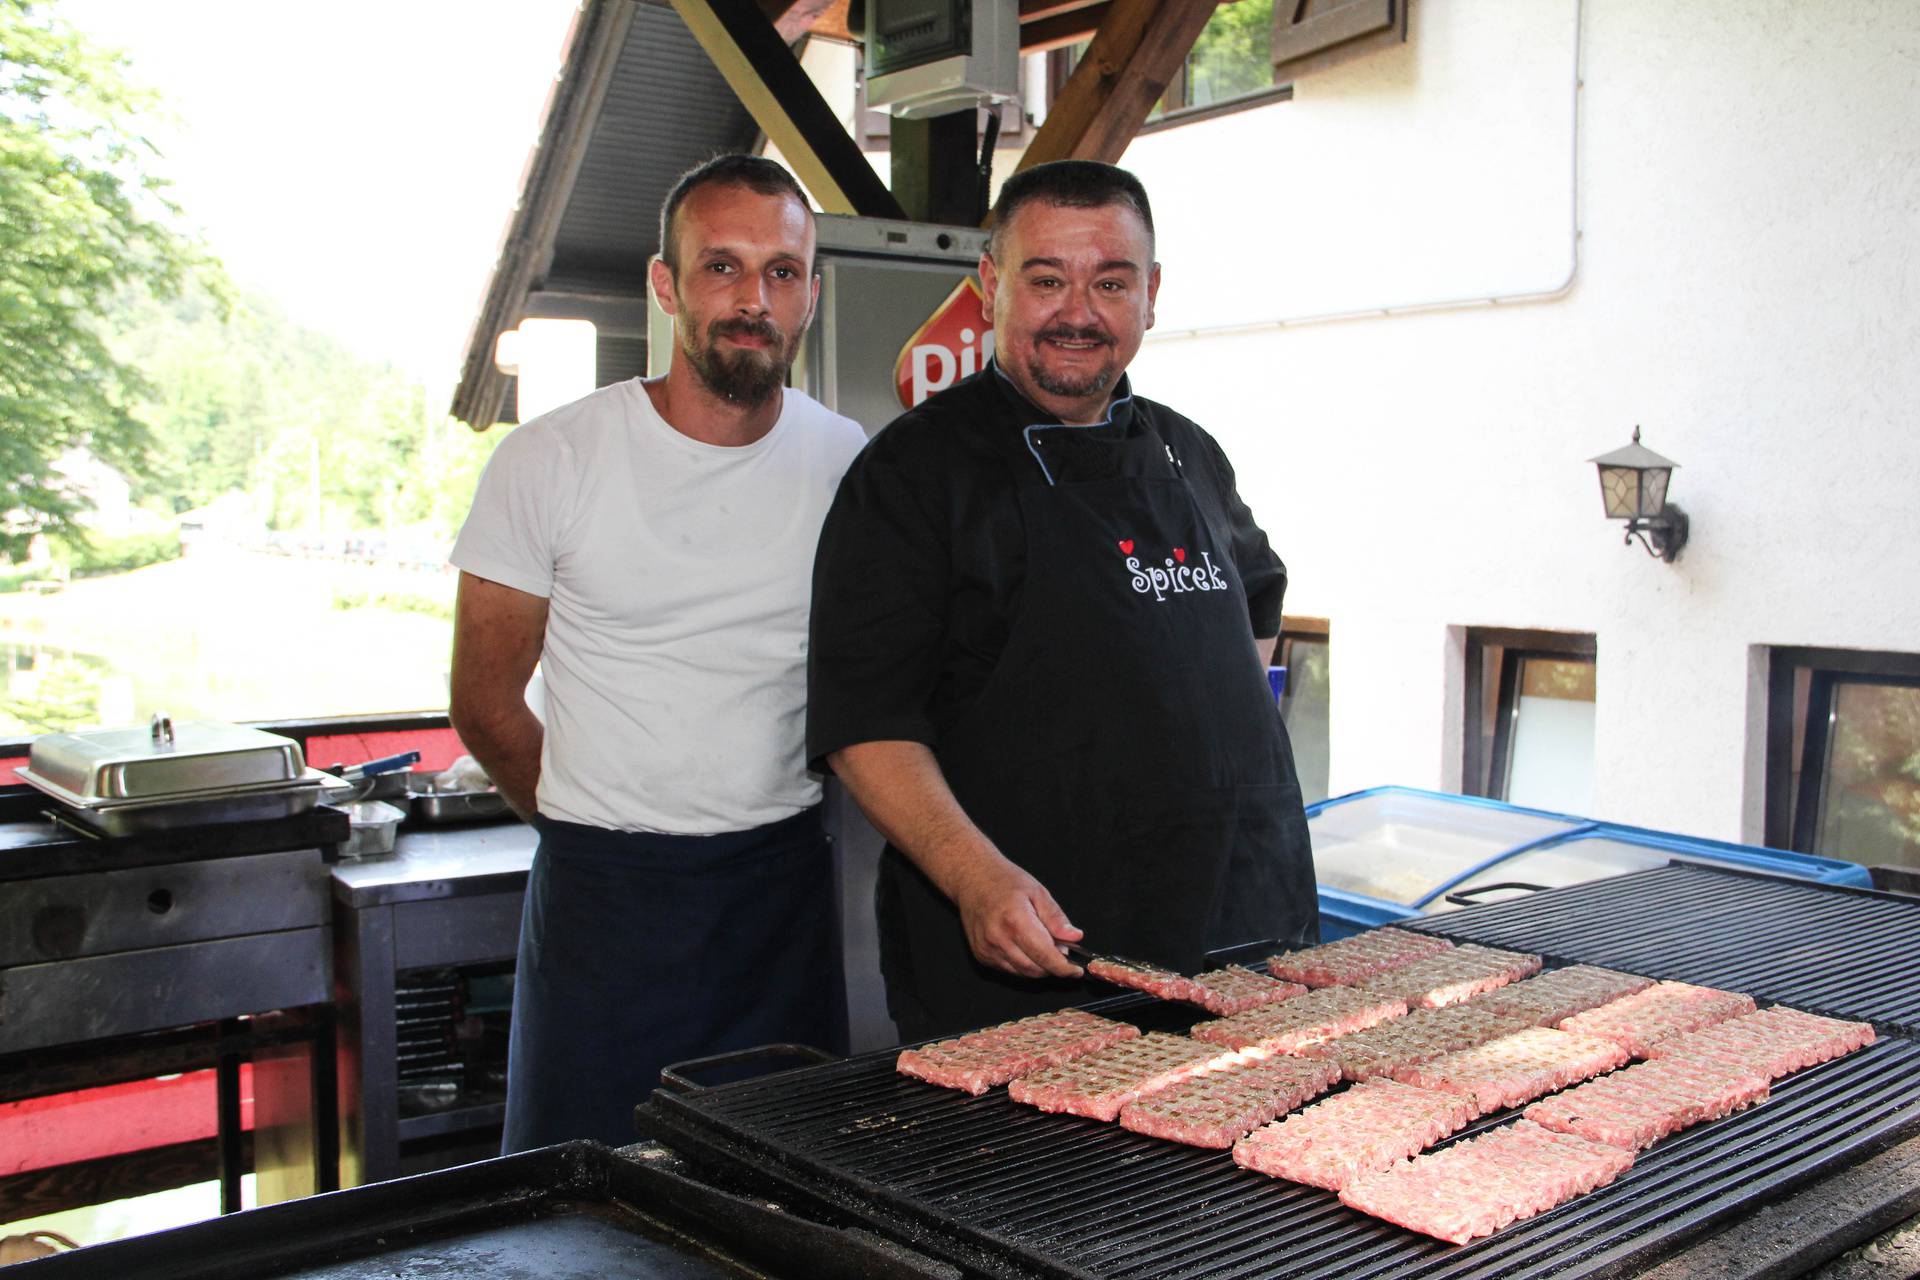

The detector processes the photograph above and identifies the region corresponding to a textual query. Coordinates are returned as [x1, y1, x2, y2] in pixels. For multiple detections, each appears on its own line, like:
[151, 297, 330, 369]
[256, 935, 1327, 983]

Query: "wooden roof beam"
[1011, 0, 1223, 173]
[670, 0, 905, 218]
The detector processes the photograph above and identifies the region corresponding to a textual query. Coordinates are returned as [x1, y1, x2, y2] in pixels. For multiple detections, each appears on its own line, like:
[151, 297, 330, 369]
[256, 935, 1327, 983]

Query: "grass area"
[0, 546, 456, 733]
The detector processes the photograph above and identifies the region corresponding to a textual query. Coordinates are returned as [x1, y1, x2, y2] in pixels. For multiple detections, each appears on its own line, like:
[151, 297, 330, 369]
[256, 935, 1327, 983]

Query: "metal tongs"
[1065, 941, 1165, 978]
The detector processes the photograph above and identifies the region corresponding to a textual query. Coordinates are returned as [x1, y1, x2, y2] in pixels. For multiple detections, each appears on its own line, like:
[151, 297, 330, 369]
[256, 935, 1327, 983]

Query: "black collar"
[987, 358, 1137, 435]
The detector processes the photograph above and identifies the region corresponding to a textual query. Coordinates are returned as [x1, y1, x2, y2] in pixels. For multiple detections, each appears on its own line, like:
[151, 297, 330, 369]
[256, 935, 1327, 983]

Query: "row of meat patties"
[894, 927, 1877, 1245]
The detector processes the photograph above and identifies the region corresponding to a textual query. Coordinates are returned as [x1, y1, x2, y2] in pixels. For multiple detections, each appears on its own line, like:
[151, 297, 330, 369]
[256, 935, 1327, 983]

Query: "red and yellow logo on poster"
[895, 277, 994, 409]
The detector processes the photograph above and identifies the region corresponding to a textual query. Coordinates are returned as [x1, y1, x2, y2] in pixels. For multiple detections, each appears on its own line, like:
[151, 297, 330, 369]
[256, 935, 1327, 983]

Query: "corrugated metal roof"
[548, 4, 758, 290]
[452, 0, 757, 428]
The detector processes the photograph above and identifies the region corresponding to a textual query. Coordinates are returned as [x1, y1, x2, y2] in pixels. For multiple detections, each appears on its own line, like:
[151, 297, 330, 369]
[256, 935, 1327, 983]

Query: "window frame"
[1461, 627, 1597, 803]
[1764, 646, 1920, 856]
[1275, 616, 1330, 802]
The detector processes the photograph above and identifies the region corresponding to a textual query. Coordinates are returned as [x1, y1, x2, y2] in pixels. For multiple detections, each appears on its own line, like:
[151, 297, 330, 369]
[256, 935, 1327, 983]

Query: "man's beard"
[1026, 324, 1116, 400]
[682, 313, 796, 406]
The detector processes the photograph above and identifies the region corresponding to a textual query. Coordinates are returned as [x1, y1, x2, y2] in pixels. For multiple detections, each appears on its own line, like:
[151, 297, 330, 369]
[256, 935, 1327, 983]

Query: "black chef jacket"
[807, 363, 1287, 766]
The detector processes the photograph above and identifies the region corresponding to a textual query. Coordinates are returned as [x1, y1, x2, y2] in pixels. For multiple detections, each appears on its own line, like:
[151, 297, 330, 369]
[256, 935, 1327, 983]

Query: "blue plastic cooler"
[1304, 785, 1872, 940]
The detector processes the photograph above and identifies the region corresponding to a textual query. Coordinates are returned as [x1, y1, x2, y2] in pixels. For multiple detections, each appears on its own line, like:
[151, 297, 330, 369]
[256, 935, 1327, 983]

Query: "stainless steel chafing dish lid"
[20, 714, 309, 803]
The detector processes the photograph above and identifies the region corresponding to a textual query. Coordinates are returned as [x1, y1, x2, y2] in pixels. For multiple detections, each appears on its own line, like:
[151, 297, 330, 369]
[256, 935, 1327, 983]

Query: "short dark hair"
[987, 160, 1155, 260]
[657, 154, 813, 273]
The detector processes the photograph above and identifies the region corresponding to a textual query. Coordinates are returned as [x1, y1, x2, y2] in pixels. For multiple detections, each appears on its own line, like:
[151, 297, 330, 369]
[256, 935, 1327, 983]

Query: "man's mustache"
[1037, 324, 1113, 346]
[710, 316, 783, 346]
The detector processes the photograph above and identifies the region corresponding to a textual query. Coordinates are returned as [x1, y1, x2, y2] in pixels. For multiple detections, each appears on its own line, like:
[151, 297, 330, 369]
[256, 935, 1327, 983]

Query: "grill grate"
[639, 868, 1920, 1279]
[1409, 864, 1920, 1035]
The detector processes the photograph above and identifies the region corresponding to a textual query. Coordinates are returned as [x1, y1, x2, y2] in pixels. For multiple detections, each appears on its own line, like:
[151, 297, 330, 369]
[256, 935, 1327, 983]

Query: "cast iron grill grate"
[645, 1033, 1920, 1280]
[1408, 864, 1920, 1035]
[639, 868, 1920, 1278]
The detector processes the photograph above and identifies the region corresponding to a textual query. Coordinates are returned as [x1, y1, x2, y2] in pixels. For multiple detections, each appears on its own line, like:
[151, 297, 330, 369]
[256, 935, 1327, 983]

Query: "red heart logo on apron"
[1118, 539, 1135, 555]
[1173, 547, 1187, 563]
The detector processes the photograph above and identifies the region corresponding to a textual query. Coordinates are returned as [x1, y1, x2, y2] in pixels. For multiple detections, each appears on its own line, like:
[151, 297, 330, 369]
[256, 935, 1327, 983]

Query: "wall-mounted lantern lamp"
[1589, 426, 1689, 562]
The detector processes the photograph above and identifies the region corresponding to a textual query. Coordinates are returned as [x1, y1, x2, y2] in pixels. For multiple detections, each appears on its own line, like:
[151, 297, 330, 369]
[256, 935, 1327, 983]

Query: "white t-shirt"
[451, 379, 867, 833]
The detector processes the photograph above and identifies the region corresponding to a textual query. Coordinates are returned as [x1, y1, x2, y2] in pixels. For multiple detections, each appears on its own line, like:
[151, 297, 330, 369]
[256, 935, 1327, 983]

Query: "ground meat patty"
[1118, 1055, 1340, 1148]
[1188, 965, 1309, 1016]
[1558, 981, 1757, 1058]
[1191, 986, 1408, 1054]
[895, 1008, 1140, 1095]
[1007, 1032, 1236, 1121]
[1468, 965, 1655, 1026]
[1339, 1119, 1635, 1245]
[1268, 927, 1454, 988]
[1085, 956, 1209, 1004]
[1356, 943, 1543, 1009]
[1301, 1004, 1533, 1082]
[1391, 1026, 1631, 1117]
[1523, 1056, 1770, 1149]
[1647, 1004, 1876, 1078]
[1232, 1079, 1478, 1191]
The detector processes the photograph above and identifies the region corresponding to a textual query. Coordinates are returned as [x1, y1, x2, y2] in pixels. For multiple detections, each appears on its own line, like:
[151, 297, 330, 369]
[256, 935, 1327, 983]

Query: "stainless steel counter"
[329, 819, 534, 1186]
[330, 821, 536, 907]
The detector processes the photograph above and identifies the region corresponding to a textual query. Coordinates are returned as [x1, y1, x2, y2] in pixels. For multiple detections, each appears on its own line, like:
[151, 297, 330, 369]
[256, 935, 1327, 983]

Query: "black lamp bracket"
[1624, 502, 1689, 562]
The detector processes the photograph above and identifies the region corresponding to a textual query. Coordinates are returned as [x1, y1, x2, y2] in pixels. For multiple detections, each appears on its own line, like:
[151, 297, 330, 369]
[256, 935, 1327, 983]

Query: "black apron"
[503, 806, 842, 1152]
[878, 414, 1319, 1041]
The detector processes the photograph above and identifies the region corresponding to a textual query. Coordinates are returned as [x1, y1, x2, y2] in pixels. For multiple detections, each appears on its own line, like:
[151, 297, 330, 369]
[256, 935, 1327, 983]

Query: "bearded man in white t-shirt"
[449, 155, 867, 1152]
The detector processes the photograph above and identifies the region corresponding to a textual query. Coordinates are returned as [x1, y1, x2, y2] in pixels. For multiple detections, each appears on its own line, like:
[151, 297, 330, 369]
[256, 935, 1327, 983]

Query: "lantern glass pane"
[1598, 466, 1639, 519]
[1641, 467, 1670, 516]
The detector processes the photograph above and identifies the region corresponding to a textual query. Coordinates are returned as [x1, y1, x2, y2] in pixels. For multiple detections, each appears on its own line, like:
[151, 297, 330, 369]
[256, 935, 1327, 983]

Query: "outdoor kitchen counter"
[329, 818, 534, 1187]
[328, 817, 535, 907]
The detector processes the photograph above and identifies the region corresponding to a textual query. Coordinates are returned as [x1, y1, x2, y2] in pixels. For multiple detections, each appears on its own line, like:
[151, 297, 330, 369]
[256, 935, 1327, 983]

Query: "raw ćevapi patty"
[1340, 1119, 1635, 1245]
[1268, 927, 1455, 988]
[896, 1008, 1140, 1095]
[1232, 1078, 1478, 1191]
[1191, 986, 1408, 1054]
[1118, 1054, 1340, 1148]
[1559, 981, 1757, 1058]
[1355, 943, 1544, 1009]
[1007, 1033, 1237, 1122]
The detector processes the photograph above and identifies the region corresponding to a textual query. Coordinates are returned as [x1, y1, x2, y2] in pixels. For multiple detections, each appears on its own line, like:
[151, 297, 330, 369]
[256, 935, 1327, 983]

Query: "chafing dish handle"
[1443, 881, 1553, 907]
[150, 712, 174, 746]
[658, 1043, 838, 1094]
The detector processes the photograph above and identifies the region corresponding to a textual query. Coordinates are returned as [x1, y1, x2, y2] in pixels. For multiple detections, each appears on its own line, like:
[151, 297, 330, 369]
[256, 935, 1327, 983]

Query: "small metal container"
[406, 772, 511, 824]
[339, 800, 408, 859]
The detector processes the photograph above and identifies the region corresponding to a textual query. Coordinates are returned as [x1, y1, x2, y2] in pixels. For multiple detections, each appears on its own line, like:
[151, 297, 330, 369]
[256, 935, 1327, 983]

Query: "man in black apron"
[808, 161, 1318, 1042]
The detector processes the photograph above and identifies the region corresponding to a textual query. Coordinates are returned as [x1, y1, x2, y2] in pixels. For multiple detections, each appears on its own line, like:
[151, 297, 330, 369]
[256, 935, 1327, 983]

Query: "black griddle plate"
[13, 1141, 958, 1280]
[638, 865, 1920, 1280]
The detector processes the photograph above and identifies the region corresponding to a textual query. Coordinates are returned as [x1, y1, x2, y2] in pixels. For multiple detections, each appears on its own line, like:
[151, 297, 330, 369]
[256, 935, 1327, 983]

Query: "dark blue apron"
[502, 805, 842, 1152]
[878, 414, 1318, 1041]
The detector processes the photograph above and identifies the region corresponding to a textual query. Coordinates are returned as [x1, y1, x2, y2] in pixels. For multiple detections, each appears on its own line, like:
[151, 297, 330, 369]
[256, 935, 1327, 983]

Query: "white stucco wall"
[1116, 0, 1920, 842]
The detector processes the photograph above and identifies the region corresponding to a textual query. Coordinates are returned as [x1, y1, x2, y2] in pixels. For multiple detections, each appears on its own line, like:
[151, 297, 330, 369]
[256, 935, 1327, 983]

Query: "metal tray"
[40, 773, 331, 837]
[406, 775, 510, 824]
[25, 718, 307, 802]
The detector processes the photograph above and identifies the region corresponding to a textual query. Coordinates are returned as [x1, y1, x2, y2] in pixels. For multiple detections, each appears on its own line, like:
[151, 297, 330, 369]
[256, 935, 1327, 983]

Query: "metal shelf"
[396, 1100, 505, 1143]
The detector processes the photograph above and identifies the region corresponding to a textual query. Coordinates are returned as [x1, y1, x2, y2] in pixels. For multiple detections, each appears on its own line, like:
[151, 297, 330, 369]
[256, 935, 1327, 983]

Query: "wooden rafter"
[1021, 2, 1113, 52]
[670, 0, 905, 219]
[1011, 0, 1223, 175]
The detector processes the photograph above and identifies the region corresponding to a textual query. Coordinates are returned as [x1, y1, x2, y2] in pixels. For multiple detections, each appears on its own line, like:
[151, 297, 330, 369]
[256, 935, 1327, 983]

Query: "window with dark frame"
[1462, 628, 1597, 814]
[1276, 617, 1329, 804]
[1765, 647, 1920, 871]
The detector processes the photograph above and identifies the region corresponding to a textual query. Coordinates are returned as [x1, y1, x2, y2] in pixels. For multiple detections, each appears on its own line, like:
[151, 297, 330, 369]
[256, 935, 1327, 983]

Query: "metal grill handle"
[1444, 880, 1552, 906]
[658, 1043, 837, 1094]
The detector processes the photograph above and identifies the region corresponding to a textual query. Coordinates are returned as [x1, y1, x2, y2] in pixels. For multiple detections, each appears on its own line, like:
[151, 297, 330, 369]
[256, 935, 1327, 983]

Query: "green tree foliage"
[1186, 0, 1275, 108]
[117, 287, 500, 539]
[0, 0, 215, 556]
